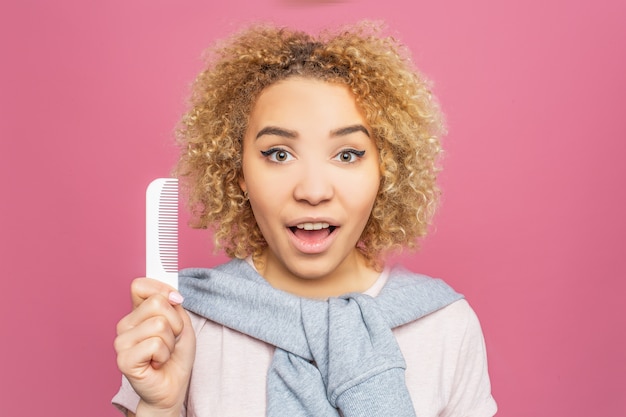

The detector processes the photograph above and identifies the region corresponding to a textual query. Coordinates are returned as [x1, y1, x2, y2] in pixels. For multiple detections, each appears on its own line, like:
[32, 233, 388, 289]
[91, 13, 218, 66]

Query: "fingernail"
[168, 291, 184, 305]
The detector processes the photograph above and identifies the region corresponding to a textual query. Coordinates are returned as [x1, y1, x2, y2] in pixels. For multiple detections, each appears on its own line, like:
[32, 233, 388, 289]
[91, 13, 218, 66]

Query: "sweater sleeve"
[111, 376, 189, 417]
[111, 374, 140, 415]
[441, 303, 497, 417]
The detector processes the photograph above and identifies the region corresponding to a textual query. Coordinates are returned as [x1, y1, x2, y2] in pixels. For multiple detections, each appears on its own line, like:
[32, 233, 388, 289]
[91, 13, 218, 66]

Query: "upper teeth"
[296, 222, 330, 230]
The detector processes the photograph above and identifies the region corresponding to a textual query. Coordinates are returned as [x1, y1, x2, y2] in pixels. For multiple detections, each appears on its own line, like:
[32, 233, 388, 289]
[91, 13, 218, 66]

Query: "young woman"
[113, 22, 497, 417]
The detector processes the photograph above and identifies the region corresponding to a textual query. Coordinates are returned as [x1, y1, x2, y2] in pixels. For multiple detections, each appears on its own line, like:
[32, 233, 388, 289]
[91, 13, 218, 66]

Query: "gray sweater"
[180, 259, 462, 417]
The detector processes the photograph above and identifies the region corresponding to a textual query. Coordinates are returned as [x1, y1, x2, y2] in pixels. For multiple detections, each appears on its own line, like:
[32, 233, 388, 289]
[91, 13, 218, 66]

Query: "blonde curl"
[175, 21, 445, 268]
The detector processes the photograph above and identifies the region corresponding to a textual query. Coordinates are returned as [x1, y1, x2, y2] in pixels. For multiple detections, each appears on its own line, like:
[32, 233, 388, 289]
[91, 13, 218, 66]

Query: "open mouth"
[288, 222, 337, 239]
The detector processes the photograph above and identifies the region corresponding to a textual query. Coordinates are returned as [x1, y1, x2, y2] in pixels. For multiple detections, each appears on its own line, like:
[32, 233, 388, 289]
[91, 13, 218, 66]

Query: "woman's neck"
[253, 249, 381, 298]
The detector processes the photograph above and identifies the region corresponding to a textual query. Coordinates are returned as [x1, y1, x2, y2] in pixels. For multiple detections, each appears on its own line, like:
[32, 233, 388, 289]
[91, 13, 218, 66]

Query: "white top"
[113, 268, 497, 416]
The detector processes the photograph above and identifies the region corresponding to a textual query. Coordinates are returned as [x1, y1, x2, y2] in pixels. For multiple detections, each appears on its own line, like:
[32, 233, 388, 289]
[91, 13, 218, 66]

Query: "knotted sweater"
[180, 259, 463, 417]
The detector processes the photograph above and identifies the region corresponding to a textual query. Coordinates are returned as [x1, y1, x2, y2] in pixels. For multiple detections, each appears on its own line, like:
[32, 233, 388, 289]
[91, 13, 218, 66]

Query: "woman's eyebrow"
[255, 124, 370, 140]
[255, 126, 298, 140]
[330, 124, 370, 138]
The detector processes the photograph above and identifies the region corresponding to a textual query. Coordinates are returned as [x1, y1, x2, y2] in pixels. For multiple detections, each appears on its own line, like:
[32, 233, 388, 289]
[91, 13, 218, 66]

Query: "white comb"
[146, 178, 179, 289]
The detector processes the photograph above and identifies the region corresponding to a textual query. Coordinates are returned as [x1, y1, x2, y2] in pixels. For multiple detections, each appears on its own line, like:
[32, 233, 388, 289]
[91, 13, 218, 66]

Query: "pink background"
[1, 0, 625, 415]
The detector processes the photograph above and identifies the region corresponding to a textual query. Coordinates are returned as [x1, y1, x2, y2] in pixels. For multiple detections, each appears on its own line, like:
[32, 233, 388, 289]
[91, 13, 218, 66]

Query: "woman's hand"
[114, 278, 196, 417]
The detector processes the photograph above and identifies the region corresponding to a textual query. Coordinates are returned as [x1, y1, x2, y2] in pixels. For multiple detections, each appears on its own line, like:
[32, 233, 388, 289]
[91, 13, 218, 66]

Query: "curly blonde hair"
[175, 21, 445, 268]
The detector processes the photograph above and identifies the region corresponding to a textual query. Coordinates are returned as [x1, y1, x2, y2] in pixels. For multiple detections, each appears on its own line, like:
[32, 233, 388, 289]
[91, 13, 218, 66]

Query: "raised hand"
[114, 278, 196, 417]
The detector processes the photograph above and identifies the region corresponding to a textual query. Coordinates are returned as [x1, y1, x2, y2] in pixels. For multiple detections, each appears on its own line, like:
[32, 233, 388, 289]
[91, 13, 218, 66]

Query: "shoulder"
[394, 298, 478, 344]
[395, 299, 497, 416]
[376, 265, 464, 327]
[429, 298, 480, 331]
[385, 265, 462, 301]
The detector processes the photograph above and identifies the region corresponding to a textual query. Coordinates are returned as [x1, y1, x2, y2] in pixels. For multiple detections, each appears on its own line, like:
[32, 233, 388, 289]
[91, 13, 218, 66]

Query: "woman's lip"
[287, 218, 338, 228]
[286, 225, 339, 254]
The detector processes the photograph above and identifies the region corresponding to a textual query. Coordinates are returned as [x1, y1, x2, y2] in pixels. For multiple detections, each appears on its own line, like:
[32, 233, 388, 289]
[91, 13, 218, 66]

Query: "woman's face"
[239, 77, 381, 289]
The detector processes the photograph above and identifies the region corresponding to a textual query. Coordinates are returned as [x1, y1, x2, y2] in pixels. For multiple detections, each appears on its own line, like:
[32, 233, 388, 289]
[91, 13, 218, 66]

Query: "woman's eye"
[334, 149, 365, 163]
[260, 148, 294, 163]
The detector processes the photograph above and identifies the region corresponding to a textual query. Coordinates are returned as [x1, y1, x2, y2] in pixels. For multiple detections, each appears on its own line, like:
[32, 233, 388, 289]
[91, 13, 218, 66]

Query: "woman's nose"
[292, 163, 334, 205]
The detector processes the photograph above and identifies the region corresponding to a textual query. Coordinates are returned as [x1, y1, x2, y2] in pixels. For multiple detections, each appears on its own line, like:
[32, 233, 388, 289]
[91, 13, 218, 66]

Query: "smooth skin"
[115, 77, 382, 416]
[240, 77, 381, 297]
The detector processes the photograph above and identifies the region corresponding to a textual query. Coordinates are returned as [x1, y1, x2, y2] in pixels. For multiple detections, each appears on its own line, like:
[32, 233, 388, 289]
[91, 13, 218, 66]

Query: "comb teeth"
[157, 180, 178, 273]
[146, 178, 179, 289]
